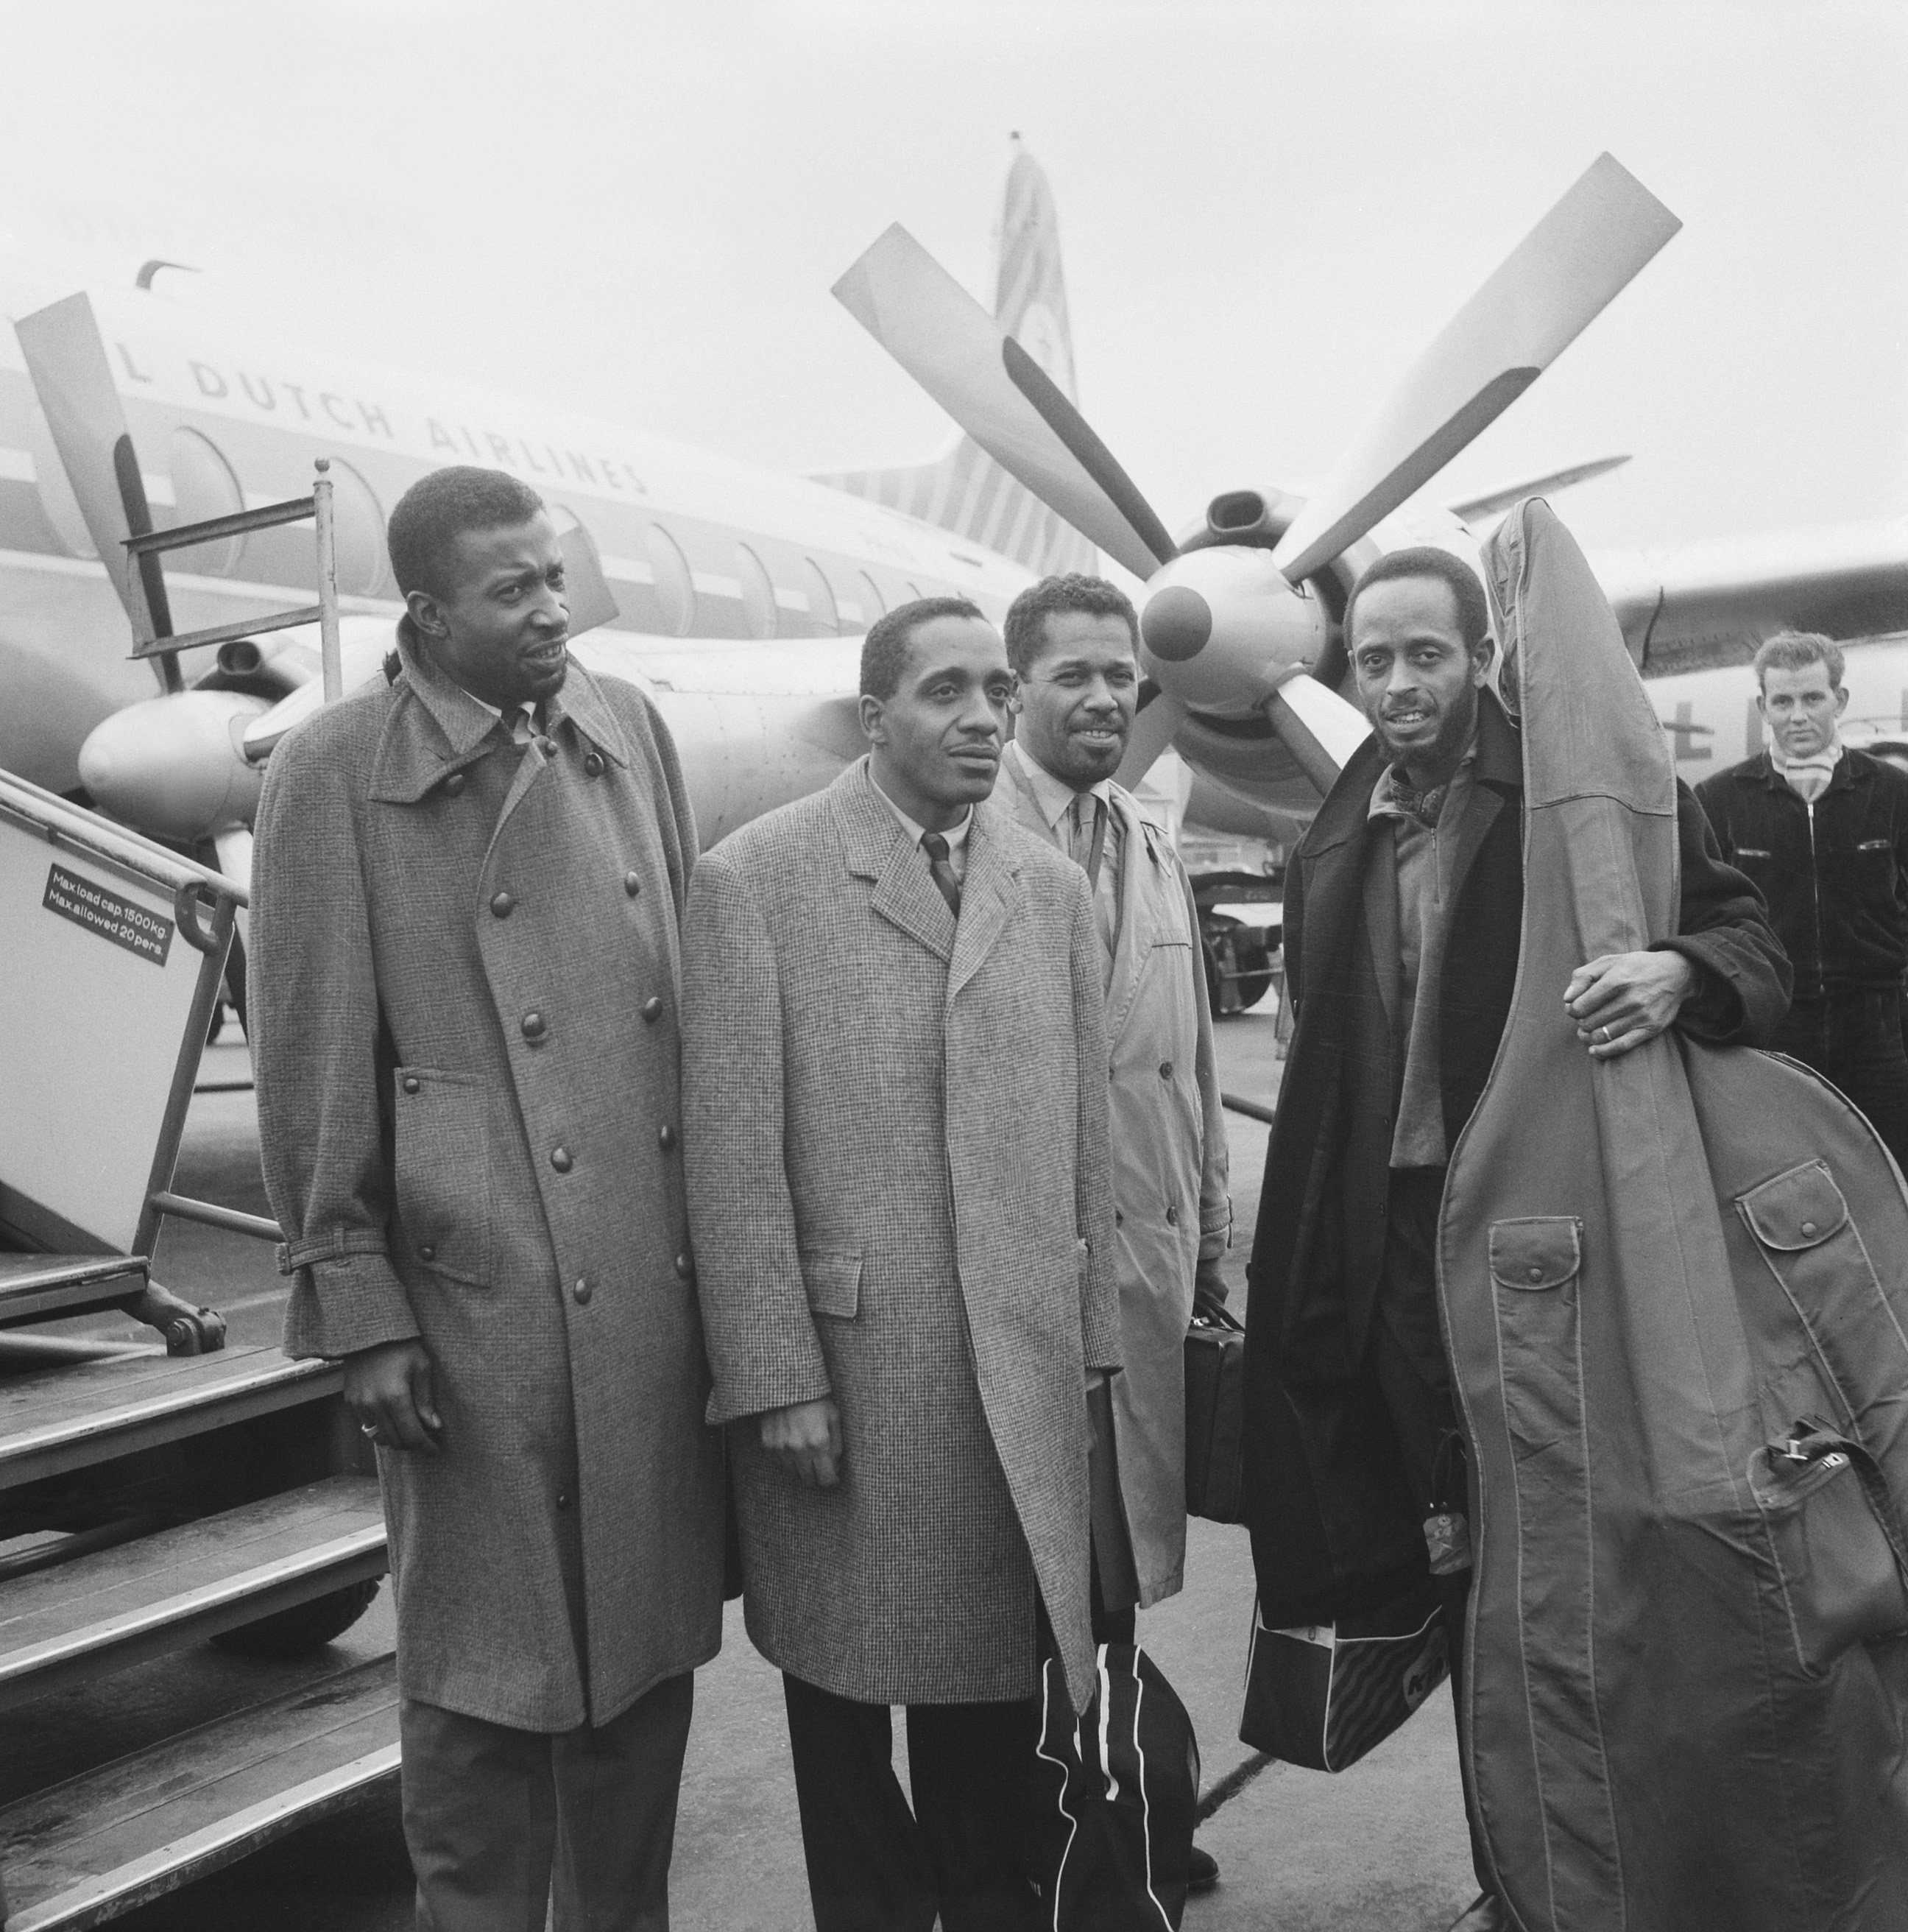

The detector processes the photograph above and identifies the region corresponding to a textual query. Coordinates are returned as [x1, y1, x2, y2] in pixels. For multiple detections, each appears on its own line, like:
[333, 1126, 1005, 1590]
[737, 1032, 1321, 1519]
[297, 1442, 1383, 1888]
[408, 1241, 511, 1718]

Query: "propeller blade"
[833, 225, 1176, 580]
[1271, 155, 1679, 585]
[1262, 669, 1371, 794]
[1114, 688, 1188, 789]
[14, 293, 172, 654]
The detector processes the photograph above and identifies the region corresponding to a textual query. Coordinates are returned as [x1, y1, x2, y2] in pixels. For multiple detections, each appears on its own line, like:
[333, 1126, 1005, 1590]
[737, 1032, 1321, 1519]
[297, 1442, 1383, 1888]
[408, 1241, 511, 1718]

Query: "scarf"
[1770, 733, 1843, 805]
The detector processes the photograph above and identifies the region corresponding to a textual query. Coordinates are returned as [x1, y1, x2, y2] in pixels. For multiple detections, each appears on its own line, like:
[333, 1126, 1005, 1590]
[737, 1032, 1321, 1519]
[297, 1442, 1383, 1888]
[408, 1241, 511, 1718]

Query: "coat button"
[522, 1011, 546, 1040]
[659, 1124, 678, 1152]
[551, 1146, 573, 1173]
[573, 1277, 593, 1305]
[1801, 1220, 1817, 1236]
[624, 870, 642, 897]
[442, 771, 467, 797]
[1528, 1266, 1544, 1283]
[535, 734, 556, 757]
[402, 1076, 421, 1095]
[643, 995, 665, 1023]
[674, 1252, 694, 1280]
[584, 752, 606, 778]
[1159, 1061, 1174, 1080]
[490, 890, 515, 918]
[420, 1244, 436, 1261]
[1165, 1205, 1180, 1226]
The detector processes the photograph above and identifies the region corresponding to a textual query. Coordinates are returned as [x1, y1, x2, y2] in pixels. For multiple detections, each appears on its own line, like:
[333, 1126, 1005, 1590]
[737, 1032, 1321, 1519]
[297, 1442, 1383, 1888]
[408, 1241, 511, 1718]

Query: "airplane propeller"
[835, 152, 1680, 800]
[15, 294, 178, 685]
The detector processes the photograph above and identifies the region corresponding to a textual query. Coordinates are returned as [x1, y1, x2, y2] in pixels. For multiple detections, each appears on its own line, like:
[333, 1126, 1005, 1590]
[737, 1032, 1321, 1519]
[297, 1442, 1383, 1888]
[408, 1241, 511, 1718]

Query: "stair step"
[0, 1256, 148, 1330]
[0, 1654, 399, 1932]
[0, 1475, 386, 1712]
[0, 1345, 340, 1491]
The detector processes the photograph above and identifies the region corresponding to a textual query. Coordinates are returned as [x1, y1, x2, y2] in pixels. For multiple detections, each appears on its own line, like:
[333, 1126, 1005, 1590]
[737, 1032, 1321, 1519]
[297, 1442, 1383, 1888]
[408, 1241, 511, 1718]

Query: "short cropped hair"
[1753, 630, 1845, 691]
[386, 466, 547, 599]
[859, 596, 986, 699]
[1343, 546, 1492, 657]
[1003, 573, 1139, 677]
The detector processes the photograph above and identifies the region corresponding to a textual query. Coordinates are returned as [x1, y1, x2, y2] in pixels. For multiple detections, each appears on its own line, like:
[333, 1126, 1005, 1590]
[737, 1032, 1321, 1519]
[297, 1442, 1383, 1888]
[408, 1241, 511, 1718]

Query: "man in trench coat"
[679, 596, 1121, 1932]
[251, 467, 724, 1932]
[994, 572, 1230, 1885]
[1240, 546, 1789, 1932]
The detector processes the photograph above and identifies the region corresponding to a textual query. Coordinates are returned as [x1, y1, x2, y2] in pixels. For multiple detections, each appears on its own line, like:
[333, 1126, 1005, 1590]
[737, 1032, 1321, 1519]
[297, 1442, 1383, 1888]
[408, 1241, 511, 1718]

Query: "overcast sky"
[2, 0, 1901, 562]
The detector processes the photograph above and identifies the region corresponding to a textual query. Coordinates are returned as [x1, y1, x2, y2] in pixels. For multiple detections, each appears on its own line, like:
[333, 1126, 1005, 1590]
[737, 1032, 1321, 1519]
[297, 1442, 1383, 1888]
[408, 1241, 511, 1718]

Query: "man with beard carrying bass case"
[1441, 501, 1908, 1928]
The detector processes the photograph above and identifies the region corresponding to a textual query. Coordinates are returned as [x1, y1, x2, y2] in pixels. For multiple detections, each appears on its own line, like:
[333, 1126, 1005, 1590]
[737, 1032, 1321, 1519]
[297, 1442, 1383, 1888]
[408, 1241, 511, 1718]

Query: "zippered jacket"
[1695, 747, 1908, 998]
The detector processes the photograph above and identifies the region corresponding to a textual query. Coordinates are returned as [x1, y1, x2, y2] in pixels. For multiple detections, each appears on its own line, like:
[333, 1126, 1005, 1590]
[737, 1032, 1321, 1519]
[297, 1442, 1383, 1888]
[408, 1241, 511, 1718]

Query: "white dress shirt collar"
[868, 766, 973, 872]
[1005, 738, 1114, 833]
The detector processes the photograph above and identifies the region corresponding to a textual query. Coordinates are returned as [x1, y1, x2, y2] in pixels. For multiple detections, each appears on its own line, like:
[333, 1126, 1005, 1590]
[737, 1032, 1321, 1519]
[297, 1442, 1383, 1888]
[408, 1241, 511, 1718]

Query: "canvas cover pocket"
[1750, 1426, 1908, 1677]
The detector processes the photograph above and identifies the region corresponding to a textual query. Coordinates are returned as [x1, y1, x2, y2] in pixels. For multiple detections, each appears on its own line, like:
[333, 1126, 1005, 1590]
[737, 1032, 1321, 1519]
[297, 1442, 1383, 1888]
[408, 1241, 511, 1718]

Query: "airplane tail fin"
[815, 139, 1096, 579]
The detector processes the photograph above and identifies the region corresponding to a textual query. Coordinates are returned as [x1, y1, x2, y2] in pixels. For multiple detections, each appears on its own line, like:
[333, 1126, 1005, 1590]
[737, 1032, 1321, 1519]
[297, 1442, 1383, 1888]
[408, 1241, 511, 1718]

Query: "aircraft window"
[325, 459, 392, 599]
[167, 427, 245, 575]
[646, 523, 696, 636]
[25, 403, 96, 558]
[856, 571, 886, 627]
[735, 543, 777, 641]
[802, 560, 839, 636]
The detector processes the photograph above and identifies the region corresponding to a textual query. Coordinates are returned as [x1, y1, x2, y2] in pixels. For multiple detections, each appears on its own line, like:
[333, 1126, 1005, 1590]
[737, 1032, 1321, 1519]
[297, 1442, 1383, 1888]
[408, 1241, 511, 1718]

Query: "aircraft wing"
[1594, 518, 1908, 677]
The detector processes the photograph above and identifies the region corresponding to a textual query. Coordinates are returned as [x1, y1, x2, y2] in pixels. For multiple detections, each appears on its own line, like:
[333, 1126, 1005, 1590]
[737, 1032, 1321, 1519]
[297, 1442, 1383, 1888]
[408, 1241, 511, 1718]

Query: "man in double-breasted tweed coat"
[681, 597, 1121, 1932]
[252, 468, 724, 1932]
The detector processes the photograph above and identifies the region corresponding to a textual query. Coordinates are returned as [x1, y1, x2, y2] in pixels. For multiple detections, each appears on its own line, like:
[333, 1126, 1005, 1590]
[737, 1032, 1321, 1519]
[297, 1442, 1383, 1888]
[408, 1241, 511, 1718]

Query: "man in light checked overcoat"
[251, 468, 724, 1932]
[680, 596, 1121, 1932]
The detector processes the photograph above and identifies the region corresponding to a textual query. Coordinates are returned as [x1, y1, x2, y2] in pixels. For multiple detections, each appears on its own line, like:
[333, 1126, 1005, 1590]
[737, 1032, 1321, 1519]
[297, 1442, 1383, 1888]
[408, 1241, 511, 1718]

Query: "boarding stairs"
[1, 478, 398, 1930]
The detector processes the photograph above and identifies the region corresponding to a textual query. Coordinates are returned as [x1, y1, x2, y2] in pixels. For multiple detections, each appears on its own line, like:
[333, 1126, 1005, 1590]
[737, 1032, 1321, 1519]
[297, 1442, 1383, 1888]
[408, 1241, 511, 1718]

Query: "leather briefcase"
[1184, 1302, 1246, 1523]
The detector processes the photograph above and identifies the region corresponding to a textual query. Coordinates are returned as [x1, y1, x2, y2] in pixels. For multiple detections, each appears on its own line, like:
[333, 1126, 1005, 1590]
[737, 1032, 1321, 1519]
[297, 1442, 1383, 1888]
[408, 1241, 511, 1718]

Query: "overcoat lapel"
[1362, 836, 1401, 1040]
[947, 805, 1022, 1004]
[1102, 797, 1167, 1041]
[832, 761, 956, 965]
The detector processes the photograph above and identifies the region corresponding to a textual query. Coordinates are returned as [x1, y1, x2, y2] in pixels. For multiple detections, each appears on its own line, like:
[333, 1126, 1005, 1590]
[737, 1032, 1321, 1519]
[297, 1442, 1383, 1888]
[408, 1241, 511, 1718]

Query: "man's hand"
[1192, 1255, 1230, 1322]
[344, 1338, 442, 1453]
[761, 1397, 842, 1488]
[1564, 950, 1697, 1060]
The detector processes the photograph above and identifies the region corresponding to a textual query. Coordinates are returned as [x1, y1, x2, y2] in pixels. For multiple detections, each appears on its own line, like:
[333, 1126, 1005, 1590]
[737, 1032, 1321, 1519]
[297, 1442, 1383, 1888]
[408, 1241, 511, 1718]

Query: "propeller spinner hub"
[1137, 546, 1332, 716]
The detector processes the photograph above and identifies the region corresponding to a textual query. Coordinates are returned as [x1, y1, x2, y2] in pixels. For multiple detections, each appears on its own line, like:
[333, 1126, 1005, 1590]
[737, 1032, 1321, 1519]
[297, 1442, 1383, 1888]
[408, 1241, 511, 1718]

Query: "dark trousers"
[400, 1672, 694, 1932]
[1774, 987, 1908, 1171]
[1367, 1164, 1493, 1897]
[781, 1671, 1044, 1932]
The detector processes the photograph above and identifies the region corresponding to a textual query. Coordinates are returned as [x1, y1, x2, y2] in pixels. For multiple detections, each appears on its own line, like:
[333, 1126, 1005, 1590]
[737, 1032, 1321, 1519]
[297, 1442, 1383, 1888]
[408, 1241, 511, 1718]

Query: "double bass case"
[1441, 499, 1908, 1929]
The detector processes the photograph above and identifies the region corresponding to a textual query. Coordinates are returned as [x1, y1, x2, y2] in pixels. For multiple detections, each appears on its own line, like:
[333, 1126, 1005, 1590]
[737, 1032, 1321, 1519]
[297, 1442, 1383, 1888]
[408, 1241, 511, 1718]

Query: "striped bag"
[1239, 1573, 1449, 1771]
[1018, 1643, 1201, 1931]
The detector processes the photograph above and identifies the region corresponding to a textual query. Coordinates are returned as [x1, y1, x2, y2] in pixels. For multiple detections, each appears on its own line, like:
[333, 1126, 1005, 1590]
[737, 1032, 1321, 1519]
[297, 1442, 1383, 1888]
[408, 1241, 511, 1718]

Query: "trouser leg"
[781, 1672, 936, 1932]
[401, 1698, 558, 1932]
[548, 1671, 695, 1932]
[1368, 1166, 1494, 1897]
[1833, 993, 1908, 1172]
[906, 1698, 1045, 1932]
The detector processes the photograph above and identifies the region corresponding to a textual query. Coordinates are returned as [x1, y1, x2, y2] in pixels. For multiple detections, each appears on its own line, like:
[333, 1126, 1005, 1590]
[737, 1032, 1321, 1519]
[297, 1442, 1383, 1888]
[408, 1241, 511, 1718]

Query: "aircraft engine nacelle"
[79, 689, 272, 843]
[1135, 487, 1378, 719]
[648, 688, 867, 852]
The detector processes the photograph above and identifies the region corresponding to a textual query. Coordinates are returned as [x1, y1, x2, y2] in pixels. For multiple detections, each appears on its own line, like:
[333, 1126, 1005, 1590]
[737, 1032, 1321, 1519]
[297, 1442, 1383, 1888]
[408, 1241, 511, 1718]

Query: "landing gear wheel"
[210, 1579, 381, 1659]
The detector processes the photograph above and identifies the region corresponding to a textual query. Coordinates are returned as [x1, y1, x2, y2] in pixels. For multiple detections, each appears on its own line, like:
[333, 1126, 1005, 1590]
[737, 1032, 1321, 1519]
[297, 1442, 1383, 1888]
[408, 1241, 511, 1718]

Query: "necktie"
[920, 831, 961, 917]
[1069, 792, 1109, 886]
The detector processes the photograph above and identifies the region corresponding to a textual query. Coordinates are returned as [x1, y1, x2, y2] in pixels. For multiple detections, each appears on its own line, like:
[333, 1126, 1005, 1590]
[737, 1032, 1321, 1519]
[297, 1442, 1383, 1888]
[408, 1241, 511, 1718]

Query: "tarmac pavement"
[13, 1004, 1483, 1930]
